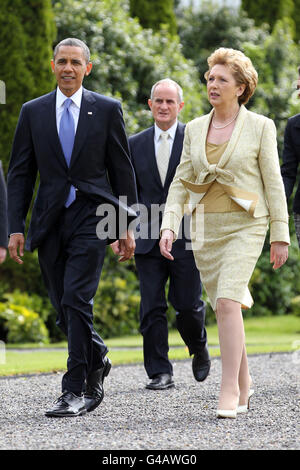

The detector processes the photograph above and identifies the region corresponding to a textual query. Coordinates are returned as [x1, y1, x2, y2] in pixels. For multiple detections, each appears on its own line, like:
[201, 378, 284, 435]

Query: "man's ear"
[85, 62, 93, 76]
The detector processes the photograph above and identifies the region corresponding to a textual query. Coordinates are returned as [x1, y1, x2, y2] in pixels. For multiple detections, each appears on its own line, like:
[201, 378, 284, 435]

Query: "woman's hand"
[159, 229, 175, 260]
[270, 242, 289, 270]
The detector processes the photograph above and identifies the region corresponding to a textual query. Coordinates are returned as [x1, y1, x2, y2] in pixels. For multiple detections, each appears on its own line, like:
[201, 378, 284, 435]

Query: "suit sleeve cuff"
[160, 211, 182, 241]
[269, 220, 290, 245]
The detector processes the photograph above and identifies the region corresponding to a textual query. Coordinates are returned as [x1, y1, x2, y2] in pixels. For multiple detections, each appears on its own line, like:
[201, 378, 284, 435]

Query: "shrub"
[290, 296, 300, 316]
[0, 301, 49, 344]
[93, 250, 141, 338]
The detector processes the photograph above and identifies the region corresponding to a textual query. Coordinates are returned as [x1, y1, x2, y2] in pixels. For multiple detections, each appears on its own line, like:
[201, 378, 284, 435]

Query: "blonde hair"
[204, 48, 258, 105]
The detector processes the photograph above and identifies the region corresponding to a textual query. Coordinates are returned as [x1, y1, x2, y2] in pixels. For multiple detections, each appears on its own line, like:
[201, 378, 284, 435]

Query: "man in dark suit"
[127, 79, 210, 389]
[0, 161, 7, 264]
[281, 67, 300, 247]
[7, 38, 137, 417]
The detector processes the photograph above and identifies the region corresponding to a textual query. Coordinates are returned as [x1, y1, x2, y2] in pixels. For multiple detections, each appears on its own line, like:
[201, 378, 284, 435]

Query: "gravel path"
[0, 352, 298, 451]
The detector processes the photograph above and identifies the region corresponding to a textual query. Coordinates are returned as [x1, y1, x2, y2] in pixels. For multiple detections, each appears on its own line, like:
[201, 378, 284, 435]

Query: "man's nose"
[63, 61, 73, 71]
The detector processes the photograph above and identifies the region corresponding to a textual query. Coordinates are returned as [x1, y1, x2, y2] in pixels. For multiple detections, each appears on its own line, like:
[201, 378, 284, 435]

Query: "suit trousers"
[38, 194, 108, 395]
[135, 244, 207, 378]
[294, 212, 300, 247]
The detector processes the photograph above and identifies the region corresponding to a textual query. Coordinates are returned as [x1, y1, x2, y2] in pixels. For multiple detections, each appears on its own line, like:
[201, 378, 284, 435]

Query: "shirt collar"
[154, 120, 178, 142]
[56, 86, 83, 109]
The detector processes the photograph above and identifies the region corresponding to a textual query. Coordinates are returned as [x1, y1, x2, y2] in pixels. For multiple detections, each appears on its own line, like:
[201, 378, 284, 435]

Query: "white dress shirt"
[154, 120, 178, 158]
[56, 86, 82, 134]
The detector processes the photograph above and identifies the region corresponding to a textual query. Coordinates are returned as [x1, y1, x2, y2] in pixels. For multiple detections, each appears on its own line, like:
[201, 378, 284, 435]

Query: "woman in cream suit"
[160, 48, 289, 419]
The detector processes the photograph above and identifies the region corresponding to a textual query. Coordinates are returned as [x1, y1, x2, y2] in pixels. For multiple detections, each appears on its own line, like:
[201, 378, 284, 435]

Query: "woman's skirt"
[190, 211, 269, 311]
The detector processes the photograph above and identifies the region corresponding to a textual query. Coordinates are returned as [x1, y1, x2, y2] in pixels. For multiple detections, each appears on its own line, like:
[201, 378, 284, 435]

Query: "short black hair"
[53, 38, 90, 63]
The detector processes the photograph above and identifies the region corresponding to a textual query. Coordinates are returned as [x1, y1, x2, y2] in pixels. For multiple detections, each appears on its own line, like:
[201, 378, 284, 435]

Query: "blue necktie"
[59, 98, 76, 208]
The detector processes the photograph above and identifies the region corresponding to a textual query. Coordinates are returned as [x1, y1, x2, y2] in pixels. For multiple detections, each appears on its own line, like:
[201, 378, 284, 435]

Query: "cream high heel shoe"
[237, 388, 254, 414]
[216, 408, 237, 419]
[216, 394, 239, 419]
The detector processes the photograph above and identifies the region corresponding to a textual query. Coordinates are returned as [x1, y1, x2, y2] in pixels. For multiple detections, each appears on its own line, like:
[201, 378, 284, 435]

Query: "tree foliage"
[241, 0, 294, 31]
[293, 0, 300, 42]
[177, 3, 268, 84]
[129, 0, 177, 35]
[0, 0, 56, 172]
[177, 3, 299, 150]
[242, 0, 300, 43]
[241, 19, 298, 147]
[53, 0, 203, 135]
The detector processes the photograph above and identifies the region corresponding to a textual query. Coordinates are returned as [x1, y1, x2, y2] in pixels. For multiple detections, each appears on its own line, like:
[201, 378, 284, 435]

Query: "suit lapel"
[199, 109, 214, 167]
[70, 88, 96, 167]
[145, 126, 164, 188]
[200, 104, 248, 169]
[164, 122, 184, 187]
[218, 104, 247, 168]
[41, 90, 68, 169]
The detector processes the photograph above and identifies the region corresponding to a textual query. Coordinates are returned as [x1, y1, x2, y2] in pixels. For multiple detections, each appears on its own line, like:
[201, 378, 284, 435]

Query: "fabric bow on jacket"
[197, 164, 235, 184]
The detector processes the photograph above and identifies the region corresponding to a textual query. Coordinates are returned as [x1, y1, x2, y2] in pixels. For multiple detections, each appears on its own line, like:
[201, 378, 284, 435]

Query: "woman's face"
[207, 63, 245, 108]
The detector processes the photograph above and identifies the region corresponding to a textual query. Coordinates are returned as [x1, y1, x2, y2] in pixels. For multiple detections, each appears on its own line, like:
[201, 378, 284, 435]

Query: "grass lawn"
[0, 315, 299, 377]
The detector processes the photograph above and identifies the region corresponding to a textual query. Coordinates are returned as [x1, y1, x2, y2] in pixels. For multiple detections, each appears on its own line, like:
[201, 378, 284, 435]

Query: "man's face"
[148, 84, 184, 130]
[51, 45, 92, 97]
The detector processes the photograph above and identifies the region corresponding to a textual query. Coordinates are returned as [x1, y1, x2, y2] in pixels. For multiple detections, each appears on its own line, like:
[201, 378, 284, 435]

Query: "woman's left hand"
[270, 242, 289, 270]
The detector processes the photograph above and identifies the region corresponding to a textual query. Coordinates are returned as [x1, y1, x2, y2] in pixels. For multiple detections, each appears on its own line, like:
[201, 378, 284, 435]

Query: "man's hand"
[159, 229, 174, 260]
[0, 247, 6, 264]
[110, 230, 135, 262]
[8, 234, 25, 264]
[110, 240, 120, 256]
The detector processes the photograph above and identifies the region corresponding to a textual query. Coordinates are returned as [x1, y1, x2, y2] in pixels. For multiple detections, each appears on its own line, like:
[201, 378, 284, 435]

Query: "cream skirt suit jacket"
[161, 105, 290, 310]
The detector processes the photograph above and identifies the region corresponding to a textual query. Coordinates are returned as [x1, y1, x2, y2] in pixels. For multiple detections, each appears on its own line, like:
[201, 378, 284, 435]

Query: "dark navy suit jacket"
[0, 161, 8, 248]
[281, 113, 300, 214]
[129, 122, 192, 258]
[7, 88, 137, 251]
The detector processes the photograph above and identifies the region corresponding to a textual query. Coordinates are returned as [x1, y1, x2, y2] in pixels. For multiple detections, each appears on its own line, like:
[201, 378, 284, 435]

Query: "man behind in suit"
[7, 38, 137, 417]
[0, 161, 7, 264]
[127, 79, 210, 389]
[281, 66, 300, 247]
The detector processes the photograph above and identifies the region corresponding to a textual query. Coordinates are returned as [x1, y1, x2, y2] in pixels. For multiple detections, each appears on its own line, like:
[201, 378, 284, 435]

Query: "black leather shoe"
[84, 357, 111, 412]
[192, 345, 211, 382]
[45, 391, 86, 417]
[146, 373, 175, 390]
